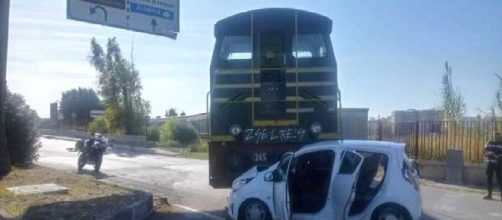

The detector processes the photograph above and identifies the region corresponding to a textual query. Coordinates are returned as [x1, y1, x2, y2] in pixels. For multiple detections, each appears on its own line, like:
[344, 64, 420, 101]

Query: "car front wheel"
[239, 199, 271, 220]
[372, 204, 411, 220]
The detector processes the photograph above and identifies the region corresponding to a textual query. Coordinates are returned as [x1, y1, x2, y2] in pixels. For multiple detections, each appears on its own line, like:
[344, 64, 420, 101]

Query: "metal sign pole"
[0, 0, 11, 177]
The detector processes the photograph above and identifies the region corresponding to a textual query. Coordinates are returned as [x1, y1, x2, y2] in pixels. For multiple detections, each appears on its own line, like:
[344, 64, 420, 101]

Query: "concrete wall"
[419, 161, 487, 186]
[418, 161, 446, 182]
[40, 129, 147, 147]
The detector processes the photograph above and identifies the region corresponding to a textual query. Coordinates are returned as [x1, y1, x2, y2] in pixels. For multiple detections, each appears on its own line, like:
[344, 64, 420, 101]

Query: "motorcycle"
[75, 133, 107, 173]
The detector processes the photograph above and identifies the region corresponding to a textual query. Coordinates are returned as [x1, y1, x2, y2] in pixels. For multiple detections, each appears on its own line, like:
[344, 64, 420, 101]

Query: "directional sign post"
[67, 0, 179, 39]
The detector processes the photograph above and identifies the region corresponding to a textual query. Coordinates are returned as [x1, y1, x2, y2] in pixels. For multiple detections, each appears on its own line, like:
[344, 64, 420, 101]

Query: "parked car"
[227, 140, 421, 220]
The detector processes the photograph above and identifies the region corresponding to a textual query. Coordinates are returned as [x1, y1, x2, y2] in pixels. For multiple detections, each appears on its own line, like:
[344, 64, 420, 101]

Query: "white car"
[227, 140, 422, 220]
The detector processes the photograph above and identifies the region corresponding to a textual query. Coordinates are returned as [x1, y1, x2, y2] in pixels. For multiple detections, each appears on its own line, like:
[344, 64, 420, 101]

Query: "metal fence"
[368, 120, 502, 163]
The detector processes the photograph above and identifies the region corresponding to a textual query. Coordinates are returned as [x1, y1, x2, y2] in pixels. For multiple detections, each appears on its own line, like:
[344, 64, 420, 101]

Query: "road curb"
[42, 135, 80, 142]
[0, 175, 154, 220]
[111, 191, 154, 220]
[0, 208, 14, 220]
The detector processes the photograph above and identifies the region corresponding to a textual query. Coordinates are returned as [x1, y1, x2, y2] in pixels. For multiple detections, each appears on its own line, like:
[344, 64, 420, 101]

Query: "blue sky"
[6, 0, 502, 118]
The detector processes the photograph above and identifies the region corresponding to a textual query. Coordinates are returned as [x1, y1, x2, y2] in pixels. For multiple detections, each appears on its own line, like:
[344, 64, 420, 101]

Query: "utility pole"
[0, 0, 11, 177]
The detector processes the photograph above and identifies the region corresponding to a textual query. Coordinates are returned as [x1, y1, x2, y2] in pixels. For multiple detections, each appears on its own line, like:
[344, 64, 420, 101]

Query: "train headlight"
[229, 124, 242, 136]
[310, 122, 323, 134]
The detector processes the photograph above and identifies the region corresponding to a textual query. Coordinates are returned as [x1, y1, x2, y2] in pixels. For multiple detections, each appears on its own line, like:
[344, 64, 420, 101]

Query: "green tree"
[165, 108, 178, 117]
[441, 61, 465, 121]
[104, 103, 123, 134]
[87, 118, 108, 134]
[60, 88, 102, 126]
[494, 74, 502, 115]
[4, 90, 40, 166]
[174, 122, 198, 145]
[147, 126, 160, 142]
[160, 118, 177, 143]
[159, 119, 198, 146]
[88, 37, 150, 135]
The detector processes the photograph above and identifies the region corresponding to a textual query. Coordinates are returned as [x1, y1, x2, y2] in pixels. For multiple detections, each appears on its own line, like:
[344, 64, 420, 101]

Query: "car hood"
[237, 163, 279, 180]
[239, 166, 259, 180]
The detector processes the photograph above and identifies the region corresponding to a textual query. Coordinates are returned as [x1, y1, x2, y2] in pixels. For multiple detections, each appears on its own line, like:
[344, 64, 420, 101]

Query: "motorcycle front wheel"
[94, 155, 102, 173]
[77, 154, 86, 173]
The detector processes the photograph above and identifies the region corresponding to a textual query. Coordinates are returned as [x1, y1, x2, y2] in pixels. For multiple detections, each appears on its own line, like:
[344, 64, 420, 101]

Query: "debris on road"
[7, 183, 68, 196]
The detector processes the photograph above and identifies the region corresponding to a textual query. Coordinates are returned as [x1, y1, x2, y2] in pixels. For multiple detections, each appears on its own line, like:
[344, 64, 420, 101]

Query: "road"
[38, 137, 502, 220]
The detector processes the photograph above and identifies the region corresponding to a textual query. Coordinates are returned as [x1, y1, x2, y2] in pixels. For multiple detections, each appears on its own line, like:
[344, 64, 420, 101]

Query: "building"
[390, 109, 443, 135]
[340, 108, 369, 139]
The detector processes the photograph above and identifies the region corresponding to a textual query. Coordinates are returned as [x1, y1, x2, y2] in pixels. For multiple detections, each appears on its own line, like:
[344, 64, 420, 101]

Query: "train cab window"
[292, 34, 327, 58]
[219, 36, 252, 60]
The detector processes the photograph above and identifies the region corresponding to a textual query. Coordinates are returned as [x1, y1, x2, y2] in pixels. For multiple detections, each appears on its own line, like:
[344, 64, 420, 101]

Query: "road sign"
[90, 110, 105, 119]
[67, 0, 179, 39]
[50, 103, 58, 121]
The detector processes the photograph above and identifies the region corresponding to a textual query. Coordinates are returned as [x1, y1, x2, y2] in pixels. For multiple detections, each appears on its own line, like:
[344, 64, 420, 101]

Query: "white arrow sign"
[67, 0, 179, 39]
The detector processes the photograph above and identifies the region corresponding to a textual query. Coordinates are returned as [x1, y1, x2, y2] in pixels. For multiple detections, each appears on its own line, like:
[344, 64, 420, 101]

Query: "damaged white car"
[227, 140, 422, 220]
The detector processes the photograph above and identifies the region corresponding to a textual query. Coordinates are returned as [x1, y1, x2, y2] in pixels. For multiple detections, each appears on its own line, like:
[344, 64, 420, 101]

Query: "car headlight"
[232, 177, 254, 192]
[310, 122, 322, 134]
[229, 124, 242, 136]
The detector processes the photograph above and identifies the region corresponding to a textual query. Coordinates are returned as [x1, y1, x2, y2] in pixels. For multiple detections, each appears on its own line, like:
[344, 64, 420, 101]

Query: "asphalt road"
[38, 137, 502, 220]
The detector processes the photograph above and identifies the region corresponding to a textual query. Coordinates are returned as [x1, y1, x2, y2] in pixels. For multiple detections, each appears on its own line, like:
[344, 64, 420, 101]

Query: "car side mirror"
[264, 170, 281, 182]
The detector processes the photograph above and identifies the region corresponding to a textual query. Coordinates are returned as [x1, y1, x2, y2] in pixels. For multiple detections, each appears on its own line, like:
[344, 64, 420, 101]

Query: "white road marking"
[172, 203, 226, 220]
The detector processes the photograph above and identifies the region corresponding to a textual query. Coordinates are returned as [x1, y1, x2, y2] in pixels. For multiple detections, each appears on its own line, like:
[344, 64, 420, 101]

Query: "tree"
[494, 73, 502, 115]
[0, 0, 11, 177]
[87, 118, 108, 134]
[60, 88, 102, 126]
[441, 61, 465, 121]
[88, 37, 150, 135]
[159, 118, 198, 146]
[180, 111, 186, 116]
[4, 90, 40, 166]
[165, 108, 178, 117]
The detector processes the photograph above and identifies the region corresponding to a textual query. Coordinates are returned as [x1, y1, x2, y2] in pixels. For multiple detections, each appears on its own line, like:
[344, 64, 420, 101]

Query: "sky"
[6, 0, 502, 118]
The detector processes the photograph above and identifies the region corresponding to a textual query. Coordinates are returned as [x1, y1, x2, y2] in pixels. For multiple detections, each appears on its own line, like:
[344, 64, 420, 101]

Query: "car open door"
[272, 152, 293, 220]
[333, 150, 364, 220]
[284, 150, 337, 220]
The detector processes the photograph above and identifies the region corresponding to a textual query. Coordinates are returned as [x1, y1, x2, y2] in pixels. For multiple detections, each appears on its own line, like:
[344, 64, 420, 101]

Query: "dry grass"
[0, 166, 142, 219]
[156, 138, 209, 160]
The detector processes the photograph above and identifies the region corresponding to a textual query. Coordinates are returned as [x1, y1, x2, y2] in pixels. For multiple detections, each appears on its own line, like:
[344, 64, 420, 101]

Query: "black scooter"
[75, 137, 107, 173]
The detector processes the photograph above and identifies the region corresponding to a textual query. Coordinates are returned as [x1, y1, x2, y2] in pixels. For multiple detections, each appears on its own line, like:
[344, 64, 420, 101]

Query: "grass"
[155, 141, 209, 160]
[155, 138, 209, 160]
[0, 166, 142, 219]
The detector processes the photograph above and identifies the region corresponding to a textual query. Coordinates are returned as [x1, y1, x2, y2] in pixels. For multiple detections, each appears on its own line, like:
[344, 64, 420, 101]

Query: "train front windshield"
[209, 9, 339, 188]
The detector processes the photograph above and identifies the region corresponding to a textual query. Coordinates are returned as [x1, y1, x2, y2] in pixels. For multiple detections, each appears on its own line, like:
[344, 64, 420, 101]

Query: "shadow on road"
[104, 146, 159, 158]
[421, 212, 439, 220]
[149, 209, 228, 220]
[77, 169, 116, 179]
[21, 192, 147, 220]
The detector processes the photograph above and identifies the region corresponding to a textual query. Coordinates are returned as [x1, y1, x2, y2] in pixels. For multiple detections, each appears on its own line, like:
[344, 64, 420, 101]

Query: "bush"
[174, 122, 198, 145]
[4, 91, 41, 166]
[159, 119, 199, 147]
[87, 118, 108, 134]
[189, 139, 208, 153]
[159, 119, 177, 143]
[147, 126, 160, 142]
